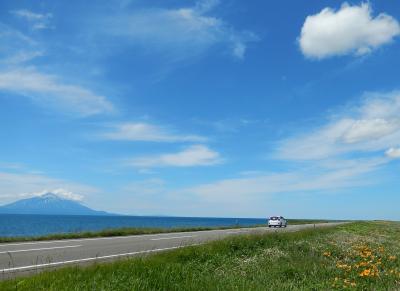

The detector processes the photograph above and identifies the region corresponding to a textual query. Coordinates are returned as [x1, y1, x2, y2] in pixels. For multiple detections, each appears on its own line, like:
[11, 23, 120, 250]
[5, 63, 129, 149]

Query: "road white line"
[0, 245, 81, 255]
[0, 244, 200, 273]
[150, 235, 195, 241]
[0, 234, 172, 247]
[0, 233, 188, 247]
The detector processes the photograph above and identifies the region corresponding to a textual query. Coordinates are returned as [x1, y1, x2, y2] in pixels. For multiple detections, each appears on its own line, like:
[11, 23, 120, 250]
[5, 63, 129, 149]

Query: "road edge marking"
[0, 245, 81, 255]
[150, 235, 195, 241]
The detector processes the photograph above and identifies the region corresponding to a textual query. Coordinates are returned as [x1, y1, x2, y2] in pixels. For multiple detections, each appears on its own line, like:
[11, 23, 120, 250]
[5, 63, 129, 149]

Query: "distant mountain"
[0, 193, 112, 216]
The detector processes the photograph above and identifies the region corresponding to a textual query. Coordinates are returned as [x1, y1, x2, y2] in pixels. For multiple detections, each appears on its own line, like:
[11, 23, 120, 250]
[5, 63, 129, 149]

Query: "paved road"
[0, 222, 344, 279]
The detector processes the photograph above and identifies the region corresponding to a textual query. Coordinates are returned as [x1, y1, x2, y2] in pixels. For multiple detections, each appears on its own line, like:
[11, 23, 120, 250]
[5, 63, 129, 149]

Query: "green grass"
[1, 221, 399, 290]
[0, 219, 333, 243]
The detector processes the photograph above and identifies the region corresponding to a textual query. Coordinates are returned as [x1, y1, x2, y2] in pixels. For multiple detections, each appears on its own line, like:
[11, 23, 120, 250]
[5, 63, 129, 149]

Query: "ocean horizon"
[0, 214, 267, 238]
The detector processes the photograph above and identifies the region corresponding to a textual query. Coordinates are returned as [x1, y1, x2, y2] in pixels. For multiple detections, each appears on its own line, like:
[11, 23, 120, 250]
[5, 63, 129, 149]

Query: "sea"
[0, 214, 267, 238]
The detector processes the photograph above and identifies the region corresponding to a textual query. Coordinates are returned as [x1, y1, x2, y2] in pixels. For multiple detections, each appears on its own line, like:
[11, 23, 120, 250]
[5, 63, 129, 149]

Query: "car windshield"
[270, 217, 279, 220]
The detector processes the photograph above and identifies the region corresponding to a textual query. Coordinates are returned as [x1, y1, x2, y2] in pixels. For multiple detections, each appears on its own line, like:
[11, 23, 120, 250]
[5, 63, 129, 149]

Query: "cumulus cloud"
[0, 67, 114, 116]
[299, 2, 400, 59]
[277, 91, 400, 160]
[129, 145, 222, 168]
[0, 171, 98, 204]
[11, 9, 53, 30]
[101, 122, 206, 143]
[32, 188, 84, 201]
[386, 147, 400, 159]
[102, 0, 258, 60]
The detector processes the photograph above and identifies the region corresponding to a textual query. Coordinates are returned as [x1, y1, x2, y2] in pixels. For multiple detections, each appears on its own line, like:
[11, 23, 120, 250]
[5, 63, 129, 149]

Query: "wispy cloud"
[128, 144, 222, 168]
[2, 51, 44, 65]
[185, 157, 385, 202]
[299, 2, 400, 59]
[101, 122, 206, 142]
[386, 147, 400, 159]
[101, 0, 258, 60]
[178, 91, 400, 206]
[0, 67, 115, 116]
[0, 23, 38, 64]
[0, 162, 25, 171]
[194, 117, 261, 133]
[276, 91, 400, 160]
[11, 9, 53, 30]
[114, 155, 388, 217]
[0, 17, 114, 117]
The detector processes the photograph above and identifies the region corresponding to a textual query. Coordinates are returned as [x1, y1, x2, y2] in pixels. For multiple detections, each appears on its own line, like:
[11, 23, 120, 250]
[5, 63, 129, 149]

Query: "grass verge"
[1, 221, 398, 290]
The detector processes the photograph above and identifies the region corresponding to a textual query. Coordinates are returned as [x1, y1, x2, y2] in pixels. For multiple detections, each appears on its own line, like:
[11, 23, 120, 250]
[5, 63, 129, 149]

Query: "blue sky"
[1, 0, 400, 220]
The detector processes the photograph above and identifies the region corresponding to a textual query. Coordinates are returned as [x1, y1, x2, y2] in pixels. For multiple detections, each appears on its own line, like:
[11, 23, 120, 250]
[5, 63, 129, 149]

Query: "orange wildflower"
[359, 269, 371, 277]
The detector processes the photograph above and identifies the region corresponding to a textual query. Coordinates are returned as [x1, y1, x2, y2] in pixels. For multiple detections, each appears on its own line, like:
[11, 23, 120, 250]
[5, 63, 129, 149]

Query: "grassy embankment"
[0, 219, 332, 243]
[1, 221, 399, 290]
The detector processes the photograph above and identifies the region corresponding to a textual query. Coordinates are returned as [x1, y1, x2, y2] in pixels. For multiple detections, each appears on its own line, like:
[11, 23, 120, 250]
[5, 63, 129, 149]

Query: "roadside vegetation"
[287, 219, 336, 225]
[0, 219, 332, 243]
[1, 221, 398, 290]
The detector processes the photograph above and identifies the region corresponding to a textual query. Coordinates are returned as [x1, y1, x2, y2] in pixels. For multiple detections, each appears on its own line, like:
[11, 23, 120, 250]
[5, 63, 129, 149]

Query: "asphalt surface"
[0, 222, 345, 279]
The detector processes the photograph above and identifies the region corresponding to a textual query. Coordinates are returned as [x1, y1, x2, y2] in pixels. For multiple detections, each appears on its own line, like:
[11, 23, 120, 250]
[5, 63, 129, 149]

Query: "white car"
[268, 216, 287, 228]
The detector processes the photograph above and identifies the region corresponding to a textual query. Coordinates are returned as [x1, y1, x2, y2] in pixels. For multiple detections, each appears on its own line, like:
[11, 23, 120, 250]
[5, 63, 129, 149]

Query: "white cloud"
[232, 42, 246, 59]
[0, 171, 98, 204]
[183, 157, 384, 203]
[341, 118, 399, 143]
[103, 0, 257, 60]
[101, 122, 206, 142]
[216, 90, 400, 210]
[0, 67, 114, 116]
[386, 147, 400, 159]
[0, 162, 25, 170]
[299, 3, 400, 59]
[113, 156, 387, 217]
[277, 91, 400, 160]
[0, 21, 113, 116]
[32, 188, 84, 201]
[0, 23, 38, 64]
[129, 145, 222, 168]
[2, 51, 44, 64]
[0, 22, 35, 44]
[11, 9, 53, 30]
[12, 10, 50, 21]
